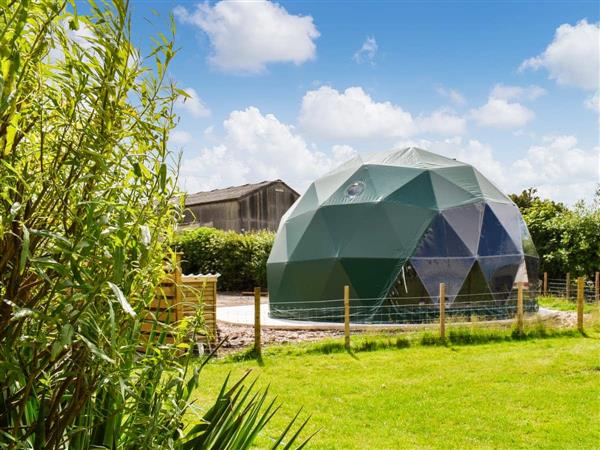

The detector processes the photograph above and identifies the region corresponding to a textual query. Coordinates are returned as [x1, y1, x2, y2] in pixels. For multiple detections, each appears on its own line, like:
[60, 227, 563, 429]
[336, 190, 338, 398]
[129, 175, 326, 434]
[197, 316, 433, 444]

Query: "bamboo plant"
[0, 1, 312, 448]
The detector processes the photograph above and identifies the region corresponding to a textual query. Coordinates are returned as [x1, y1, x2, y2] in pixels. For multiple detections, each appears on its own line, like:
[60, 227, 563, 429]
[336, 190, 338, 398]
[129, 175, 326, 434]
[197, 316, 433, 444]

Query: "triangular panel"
[474, 169, 511, 203]
[433, 166, 483, 200]
[284, 210, 318, 257]
[479, 255, 522, 299]
[322, 166, 381, 206]
[413, 214, 473, 258]
[313, 165, 360, 205]
[455, 261, 493, 303]
[287, 183, 319, 221]
[410, 257, 476, 302]
[365, 164, 424, 200]
[441, 202, 485, 255]
[290, 209, 337, 261]
[385, 171, 437, 210]
[478, 205, 520, 256]
[487, 202, 522, 252]
[429, 171, 478, 209]
[382, 203, 438, 259]
[386, 261, 430, 302]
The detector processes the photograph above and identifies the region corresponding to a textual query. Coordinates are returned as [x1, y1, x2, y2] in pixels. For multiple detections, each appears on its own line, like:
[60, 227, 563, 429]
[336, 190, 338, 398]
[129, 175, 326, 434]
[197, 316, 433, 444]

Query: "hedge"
[173, 227, 275, 291]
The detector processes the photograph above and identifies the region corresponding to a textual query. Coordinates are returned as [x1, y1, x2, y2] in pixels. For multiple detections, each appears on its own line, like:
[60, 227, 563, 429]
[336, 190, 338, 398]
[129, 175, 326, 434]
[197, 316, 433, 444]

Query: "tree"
[512, 188, 600, 278]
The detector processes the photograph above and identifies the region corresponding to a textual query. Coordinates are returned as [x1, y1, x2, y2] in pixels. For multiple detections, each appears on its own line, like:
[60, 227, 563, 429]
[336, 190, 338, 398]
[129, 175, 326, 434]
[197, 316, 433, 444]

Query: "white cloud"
[416, 108, 467, 135]
[470, 84, 547, 128]
[299, 86, 416, 139]
[353, 36, 378, 65]
[520, 19, 600, 91]
[489, 84, 546, 101]
[299, 85, 468, 139]
[170, 129, 193, 145]
[396, 135, 599, 204]
[174, 0, 319, 73]
[436, 87, 466, 106]
[175, 88, 210, 118]
[511, 135, 599, 202]
[470, 98, 534, 129]
[179, 107, 356, 193]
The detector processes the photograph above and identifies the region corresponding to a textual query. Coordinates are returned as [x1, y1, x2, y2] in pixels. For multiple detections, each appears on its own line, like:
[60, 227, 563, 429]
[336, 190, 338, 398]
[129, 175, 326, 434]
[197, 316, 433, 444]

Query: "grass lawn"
[539, 295, 597, 313]
[189, 336, 600, 449]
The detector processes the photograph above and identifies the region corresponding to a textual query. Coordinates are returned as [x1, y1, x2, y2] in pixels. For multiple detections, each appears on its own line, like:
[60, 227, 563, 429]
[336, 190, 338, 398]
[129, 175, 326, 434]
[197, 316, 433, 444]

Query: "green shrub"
[174, 227, 275, 291]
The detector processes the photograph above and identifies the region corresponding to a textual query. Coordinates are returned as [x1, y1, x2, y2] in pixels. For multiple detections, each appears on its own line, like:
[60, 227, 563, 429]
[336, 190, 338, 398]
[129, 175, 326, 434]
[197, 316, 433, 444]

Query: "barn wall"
[183, 200, 241, 231]
[239, 181, 299, 231]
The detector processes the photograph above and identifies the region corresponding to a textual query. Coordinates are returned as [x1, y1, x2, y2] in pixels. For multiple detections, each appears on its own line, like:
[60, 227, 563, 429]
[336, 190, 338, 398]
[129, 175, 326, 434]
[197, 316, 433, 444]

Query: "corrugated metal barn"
[182, 180, 299, 232]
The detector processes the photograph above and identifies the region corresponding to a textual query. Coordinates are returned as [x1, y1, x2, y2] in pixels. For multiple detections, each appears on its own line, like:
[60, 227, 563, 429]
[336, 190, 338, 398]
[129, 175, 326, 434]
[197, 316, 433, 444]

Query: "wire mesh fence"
[268, 290, 538, 325]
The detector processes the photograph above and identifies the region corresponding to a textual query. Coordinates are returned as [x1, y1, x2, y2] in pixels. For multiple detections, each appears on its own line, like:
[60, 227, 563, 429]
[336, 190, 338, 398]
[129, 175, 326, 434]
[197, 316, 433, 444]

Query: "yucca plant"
[0, 0, 312, 448]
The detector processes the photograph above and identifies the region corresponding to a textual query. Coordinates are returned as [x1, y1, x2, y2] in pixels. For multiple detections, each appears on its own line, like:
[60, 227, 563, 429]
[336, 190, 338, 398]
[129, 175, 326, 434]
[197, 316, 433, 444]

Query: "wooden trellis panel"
[140, 255, 217, 350]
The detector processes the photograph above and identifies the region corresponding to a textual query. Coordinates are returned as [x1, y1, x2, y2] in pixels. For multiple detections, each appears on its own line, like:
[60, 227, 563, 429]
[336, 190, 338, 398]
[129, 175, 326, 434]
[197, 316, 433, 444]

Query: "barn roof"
[185, 179, 298, 206]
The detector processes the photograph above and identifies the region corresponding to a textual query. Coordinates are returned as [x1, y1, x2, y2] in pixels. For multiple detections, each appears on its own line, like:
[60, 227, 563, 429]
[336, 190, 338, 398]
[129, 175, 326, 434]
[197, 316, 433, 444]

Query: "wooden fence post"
[517, 282, 524, 335]
[565, 272, 570, 300]
[595, 272, 600, 306]
[439, 282, 446, 340]
[254, 287, 261, 357]
[577, 277, 584, 333]
[344, 285, 350, 351]
[543, 272, 548, 296]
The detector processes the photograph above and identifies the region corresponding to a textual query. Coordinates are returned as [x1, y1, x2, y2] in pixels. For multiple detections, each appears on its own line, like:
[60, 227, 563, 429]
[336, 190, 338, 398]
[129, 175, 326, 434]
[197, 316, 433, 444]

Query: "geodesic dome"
[267, 147, 539, 323]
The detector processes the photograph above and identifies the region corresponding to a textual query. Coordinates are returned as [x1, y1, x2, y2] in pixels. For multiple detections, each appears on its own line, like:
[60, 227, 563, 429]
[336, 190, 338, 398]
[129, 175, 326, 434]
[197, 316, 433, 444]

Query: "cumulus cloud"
[470, 98, 534, 129]
[169, 129, 193, 145]
[175, 88, 210, 118]
[396, 135, 599, 204]
[416, 108, 467, 135]
[436, 87, 466, 106]
[179, 107, 356, 193]
[299, 86, 467, 139]
[299, 86, 416, 139]
[511, 135, 599, 202]
[469, 85, 542, 129]
[519, 19, 599, 91]
[353, 36, 378, 65]
[174, 0, 319, 73]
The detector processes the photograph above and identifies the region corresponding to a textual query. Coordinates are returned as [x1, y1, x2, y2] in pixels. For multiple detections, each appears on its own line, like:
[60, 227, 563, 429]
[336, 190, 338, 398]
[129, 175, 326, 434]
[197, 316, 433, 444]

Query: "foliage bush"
[174, 227, 275, 290]
[0, 1, 307, 448]
[510, 188, 600, 278]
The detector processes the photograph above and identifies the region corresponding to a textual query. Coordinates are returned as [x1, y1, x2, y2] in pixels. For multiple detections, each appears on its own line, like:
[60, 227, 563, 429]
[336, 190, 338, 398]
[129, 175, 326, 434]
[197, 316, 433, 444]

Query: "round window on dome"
[346, 181, 365, 198]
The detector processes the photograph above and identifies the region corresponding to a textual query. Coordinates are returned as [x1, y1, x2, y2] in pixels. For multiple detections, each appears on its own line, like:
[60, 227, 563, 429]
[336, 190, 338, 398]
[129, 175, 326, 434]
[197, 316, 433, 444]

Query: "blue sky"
[126, 0, 599, 204]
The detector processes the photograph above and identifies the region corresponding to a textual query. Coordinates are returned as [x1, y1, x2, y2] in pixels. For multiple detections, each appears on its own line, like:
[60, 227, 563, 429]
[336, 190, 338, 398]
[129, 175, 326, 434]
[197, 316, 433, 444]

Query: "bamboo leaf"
[108, 281, 136, 318]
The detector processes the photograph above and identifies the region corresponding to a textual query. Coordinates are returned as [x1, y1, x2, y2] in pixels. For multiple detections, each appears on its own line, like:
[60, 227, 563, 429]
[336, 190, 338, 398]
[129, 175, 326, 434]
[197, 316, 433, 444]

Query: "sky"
[125, 0, 599, 204]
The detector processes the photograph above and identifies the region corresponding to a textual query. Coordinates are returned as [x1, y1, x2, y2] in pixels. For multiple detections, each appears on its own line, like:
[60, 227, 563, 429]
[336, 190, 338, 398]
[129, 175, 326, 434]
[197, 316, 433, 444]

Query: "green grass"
[538, 295, 597, 313]
[189, 335, 600, 449]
